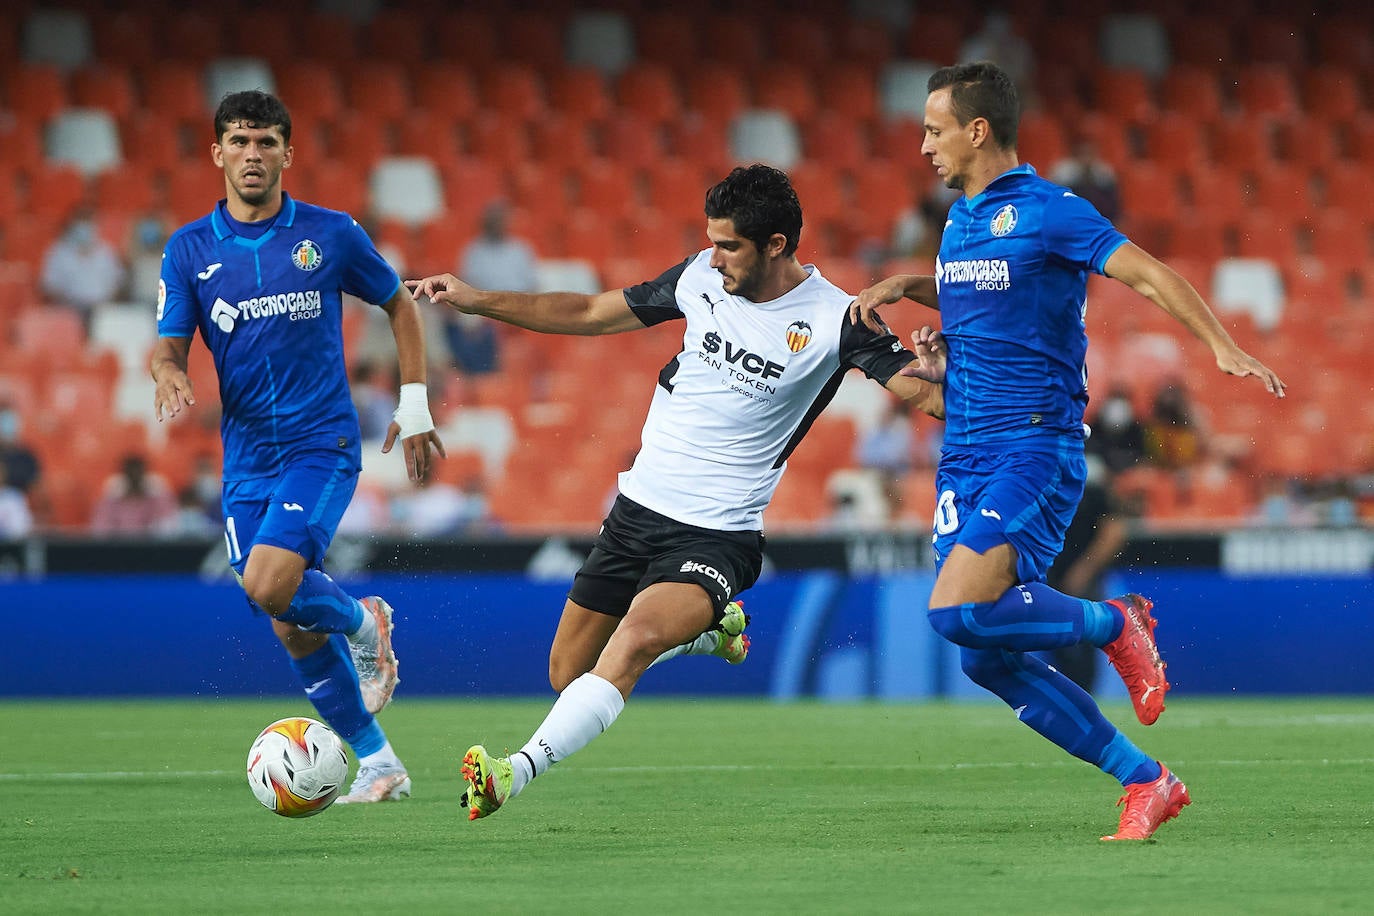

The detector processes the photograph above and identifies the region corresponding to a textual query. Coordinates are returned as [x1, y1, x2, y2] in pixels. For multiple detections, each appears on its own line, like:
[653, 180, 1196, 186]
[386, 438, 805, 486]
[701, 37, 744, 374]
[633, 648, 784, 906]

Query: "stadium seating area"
[1, 0, 1371, 533]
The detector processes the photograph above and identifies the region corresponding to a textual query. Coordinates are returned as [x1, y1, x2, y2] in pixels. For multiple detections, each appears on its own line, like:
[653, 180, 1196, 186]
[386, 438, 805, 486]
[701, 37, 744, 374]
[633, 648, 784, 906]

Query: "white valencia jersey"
[617, 251, 914, 531]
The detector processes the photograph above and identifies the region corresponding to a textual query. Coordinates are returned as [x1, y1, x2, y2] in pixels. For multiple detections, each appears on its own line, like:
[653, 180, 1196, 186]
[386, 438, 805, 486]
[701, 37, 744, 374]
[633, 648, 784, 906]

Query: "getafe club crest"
[785, 320, 812, 353]
[989, 205, 1018, 237]
[291, 239, 323, 271]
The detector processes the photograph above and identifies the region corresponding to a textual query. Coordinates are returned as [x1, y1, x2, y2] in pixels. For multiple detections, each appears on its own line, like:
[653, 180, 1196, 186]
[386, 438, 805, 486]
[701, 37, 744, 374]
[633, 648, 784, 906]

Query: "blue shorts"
[931, 439, 1086, 584]
[221, 451, 360, 575]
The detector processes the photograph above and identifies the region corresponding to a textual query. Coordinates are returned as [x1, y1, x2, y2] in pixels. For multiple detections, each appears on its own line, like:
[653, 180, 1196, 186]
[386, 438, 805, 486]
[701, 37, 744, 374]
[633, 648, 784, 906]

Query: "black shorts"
[568, 495, 765, 622]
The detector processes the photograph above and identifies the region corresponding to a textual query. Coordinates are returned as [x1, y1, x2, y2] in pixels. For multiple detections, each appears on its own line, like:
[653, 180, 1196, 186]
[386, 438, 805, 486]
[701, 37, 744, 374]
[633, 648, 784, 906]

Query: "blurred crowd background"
[1, 0, 1371, 542]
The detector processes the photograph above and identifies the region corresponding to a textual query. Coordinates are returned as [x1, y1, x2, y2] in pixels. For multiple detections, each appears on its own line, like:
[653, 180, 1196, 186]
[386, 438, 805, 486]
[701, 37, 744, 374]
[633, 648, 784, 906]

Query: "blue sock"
[1097, 732, 1163, 787]
[959, 646, 1125, 773]
[1084, 600, 1124, 647]
[929, 582, 1101, 652]
[289, 634, 385, 757]
[275, 569, 366, 634]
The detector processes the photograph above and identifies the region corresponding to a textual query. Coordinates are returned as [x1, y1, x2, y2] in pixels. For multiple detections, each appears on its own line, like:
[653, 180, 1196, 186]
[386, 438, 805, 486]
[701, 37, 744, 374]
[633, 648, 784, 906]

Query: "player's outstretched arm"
[849, 274, 939, 334]
[885, 328, 946, 419]
[406, 274, 643, 336]
[150, 335, 196, 422]
[1104, 244, 1287, 398]
[378, 285, 445, 481]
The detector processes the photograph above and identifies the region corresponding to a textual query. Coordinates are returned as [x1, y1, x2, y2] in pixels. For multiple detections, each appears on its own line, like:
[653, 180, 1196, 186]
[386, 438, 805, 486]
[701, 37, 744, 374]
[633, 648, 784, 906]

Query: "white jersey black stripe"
[618, 251, 913, 531]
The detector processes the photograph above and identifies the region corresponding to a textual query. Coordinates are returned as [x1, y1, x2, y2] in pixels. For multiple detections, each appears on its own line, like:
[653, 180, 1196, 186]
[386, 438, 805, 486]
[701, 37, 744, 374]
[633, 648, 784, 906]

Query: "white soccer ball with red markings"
[246, 717, 349, 817]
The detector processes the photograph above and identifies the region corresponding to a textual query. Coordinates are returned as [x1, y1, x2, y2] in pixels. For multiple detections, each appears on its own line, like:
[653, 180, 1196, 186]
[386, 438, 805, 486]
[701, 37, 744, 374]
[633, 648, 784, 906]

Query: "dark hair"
[927, 62, 1020, 149]
[703, 164, 802, 257]
[213, 90, 292, 143]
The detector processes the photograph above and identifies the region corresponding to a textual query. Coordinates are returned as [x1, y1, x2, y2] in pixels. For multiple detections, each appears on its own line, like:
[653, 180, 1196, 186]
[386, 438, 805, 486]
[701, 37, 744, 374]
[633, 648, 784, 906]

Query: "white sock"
[509, 673, 625, 798]
[649, 630, 721, 667]
[358, 741, 401, 770]
[347, 600, 377, 644]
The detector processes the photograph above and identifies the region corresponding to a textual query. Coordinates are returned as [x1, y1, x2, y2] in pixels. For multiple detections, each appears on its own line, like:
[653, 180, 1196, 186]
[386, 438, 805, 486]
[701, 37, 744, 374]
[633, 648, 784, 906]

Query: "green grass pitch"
[3, 697, 1372, 914]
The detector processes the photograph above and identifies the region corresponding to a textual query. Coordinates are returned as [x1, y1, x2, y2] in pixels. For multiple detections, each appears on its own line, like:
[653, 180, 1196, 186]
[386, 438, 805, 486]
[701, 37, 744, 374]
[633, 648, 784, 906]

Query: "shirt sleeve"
[621, 257, 692, 326]
[1043, 190, 1129, 275]
[836, 310, 917, 384]
[340, 216, 403, 306]
[156, 238, 197, 337]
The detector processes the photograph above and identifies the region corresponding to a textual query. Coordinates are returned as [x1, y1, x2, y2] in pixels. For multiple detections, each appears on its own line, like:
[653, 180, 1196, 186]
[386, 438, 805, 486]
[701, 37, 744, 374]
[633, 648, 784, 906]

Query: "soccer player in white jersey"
[853, 62, 1285, 840]
[408, 165, 947, 821]
[151, 91, 445, 804]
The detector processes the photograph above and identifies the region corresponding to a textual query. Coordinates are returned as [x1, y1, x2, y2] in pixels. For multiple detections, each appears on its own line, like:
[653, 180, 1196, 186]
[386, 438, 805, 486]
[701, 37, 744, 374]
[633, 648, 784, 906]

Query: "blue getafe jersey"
[157, 193, 400, 480]
[935, 165, 1127, 447]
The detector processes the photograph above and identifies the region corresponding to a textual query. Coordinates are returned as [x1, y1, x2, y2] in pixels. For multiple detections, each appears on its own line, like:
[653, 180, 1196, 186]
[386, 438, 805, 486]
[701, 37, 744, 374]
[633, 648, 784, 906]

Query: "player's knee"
[548, 655, 582, 693]
[928, 604, 976, 646]
[240, 568, 291, 617]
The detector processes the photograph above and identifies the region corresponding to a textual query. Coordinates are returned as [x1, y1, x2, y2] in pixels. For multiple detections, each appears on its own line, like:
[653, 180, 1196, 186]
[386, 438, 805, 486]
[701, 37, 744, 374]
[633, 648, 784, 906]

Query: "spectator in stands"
[1047, 454, 1131, 694]
[856, 395, 915, 513]
[1051, 137, 1121, 222]
[0, 401, 41, 495]
[1251, 476, 1317, 528]
[445, 201, 535, 376]
[90, 453, 176, 536]
[123, 214, 170, 305]
[0, 461, 34, 541]
[40, 207, 126, 328]
[391, 469, 494, 537]
[157, 485, 221, 539]
[351, 359, 400, 440]
[888, 178, 959, 262]
[1142, 383, 1203, 472]
[1087, 386, 1147, 473]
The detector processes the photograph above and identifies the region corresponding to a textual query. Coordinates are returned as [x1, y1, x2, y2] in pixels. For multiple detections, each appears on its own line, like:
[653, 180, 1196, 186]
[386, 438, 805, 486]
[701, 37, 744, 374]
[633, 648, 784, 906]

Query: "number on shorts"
[933, 488, 959, 536]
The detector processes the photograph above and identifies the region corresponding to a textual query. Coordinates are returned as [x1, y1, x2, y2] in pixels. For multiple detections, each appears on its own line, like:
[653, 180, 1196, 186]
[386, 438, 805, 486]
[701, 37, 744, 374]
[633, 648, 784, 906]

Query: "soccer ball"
[246, 717, 349, 817]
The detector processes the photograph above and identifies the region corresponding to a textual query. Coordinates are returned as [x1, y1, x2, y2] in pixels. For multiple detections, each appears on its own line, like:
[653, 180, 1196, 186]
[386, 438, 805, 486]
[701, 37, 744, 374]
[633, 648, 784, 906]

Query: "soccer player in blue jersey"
[853, 62, 1286, 840]
[151, 91, 445, 805]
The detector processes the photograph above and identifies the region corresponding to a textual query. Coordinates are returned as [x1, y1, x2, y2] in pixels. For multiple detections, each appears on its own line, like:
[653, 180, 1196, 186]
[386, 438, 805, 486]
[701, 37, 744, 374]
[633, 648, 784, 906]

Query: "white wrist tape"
[392, 382, 435, 439]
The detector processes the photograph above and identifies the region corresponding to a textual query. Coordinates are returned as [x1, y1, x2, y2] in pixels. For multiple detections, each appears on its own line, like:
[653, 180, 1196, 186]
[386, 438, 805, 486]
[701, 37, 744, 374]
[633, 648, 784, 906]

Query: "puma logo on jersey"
[198, 262, 223, 280]
[700, 292, 722, 314]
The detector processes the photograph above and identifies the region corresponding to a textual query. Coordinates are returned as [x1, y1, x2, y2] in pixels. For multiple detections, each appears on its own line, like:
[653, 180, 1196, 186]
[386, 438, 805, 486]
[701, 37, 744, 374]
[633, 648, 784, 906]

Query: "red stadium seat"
[1300, 66, 1366, 123]
[789, 161, 848, 228]
[433, 10, 502, 71]
[273, 61, 345, 125]
[615, 64, 683, 126]
[345, 64, 411, 123]
[391, 110, 463, 168]
[699, 14, 769, 67]
[600, 113, 667, 172]
[69, 65, 136, 120]
[227, 8, 297, 68]
[548, 66, 612, 123]
[162, 10, 225, 65]
[92, 10, 155, 67]
[295, 11, 359, 64]
[1092, 67, 1157, 125]
[683, 65, 750, 125]
[139, 61, 206, 121]
[817, 64, 880, 123]
[1231, 210, 1296, 262]
[1248, 164, 1315, 216]
[498, 11, 565, 74]
[753, 64, 820, 123]
[326, 118, 390, 174]
[1117, 162, 1183, 224]
[835, 20, 897, 71]
[1141, 113, 1209, 174]
[479, 65, 547, 122]
[506, 161, 571, 216]
[411, 64, 480, 125]
[801, 111, 870, 172]
[528, 113, 599, 171]
[643, 158, 713, 227]
[574, 158, 641, 223]
[1178, 166, 1246, 224]
[3, 64, 67, 123]
[1017, 112, 1068, 169]
[1234, 65, 1299, 120]
[1273, 115, 1339, 170]
[1209, 116, 1278, 175]
[668, 115, 732, 176]
[1158, 64, 1224, 124]
[903, 14, 967, 63]
[465, 111, 533, 166]
[850, 158, 914, 229]
[360, 8, 423, 61]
